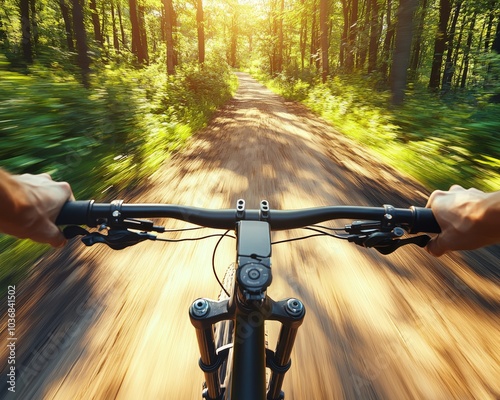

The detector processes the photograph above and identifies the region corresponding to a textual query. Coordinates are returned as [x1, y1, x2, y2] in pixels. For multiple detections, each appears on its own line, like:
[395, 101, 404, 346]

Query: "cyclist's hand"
[425, 185, 500, 256]
[0, 171, 74, 247]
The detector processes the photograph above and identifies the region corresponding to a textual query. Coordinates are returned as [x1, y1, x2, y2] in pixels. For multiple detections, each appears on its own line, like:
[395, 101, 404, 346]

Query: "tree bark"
[380, 0, 395, 80]
[320, 0, 329, 82]
[460, 11, 477, 88]
[311, 0, 319, 68]
[29, 0, 38, 48]
[346, 0, 358, 72]
[484, 9, 495, 51]
[197, 0, 205, 65]
[117, 3, 127, 49]
[299, 0, 307, 70]
[89, 0, 103, 45]
[391, 0, 418, 106]
[72, 0, 90, 87]
[277, 0, 284, 73]
[368, 0, 380, 73]
[408, 0, 428, 81]
[428, 0, 452, 90]
[58, 0, 74, 52]
[441, 1, 462, 92]
[339, 0, 348, 69]
[138, 4, 149, 64]
[230, 13, 237, 67]
[20, 0, 33, 63]
[163, 0, 175, 75]
[110, 0, 120, 51]
[129, 0, 144, 63]
[493, 19, 500, 53]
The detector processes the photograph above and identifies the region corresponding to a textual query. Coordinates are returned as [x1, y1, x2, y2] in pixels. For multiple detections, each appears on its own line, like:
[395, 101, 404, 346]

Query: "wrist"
[469, 191, 500, 245]
[0, 172, 38, 235]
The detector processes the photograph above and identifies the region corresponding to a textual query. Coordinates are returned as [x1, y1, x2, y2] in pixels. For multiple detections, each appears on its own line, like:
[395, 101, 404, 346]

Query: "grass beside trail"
[0, 62, 238, 295]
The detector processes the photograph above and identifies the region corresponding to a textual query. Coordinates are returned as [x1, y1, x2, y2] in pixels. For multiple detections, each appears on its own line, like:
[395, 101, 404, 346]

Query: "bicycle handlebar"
[55, 200, 441, 234]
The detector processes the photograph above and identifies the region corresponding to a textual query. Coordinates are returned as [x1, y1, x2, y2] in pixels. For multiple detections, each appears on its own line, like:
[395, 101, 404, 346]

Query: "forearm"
[474, 191, 500, 244]
[0, 169, 35, 234]
[426, 186, 500, 256]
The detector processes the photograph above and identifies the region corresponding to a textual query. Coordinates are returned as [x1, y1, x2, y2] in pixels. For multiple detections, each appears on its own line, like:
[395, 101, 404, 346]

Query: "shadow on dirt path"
[1, 72, 499, 400]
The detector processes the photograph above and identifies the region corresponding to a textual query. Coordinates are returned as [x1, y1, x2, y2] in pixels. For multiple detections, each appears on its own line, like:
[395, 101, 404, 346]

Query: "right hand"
[425, 185, 500, 256]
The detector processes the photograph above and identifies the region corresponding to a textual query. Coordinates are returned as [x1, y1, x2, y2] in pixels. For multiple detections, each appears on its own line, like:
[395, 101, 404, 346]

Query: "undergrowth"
[260, 71, 500, 192]
[0, 59, 237, 293]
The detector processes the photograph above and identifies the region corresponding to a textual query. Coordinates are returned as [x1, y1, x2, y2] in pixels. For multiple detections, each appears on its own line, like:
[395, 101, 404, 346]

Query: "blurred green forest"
[0, 0, 499, 288]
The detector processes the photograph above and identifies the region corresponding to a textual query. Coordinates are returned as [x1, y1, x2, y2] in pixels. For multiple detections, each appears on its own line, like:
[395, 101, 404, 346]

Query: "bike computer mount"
[235, 200, 273, 301]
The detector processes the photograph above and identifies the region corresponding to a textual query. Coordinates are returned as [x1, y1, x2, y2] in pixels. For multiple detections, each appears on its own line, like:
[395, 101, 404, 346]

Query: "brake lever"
[372, 235, 431, 255]
[62, 226, 156, 250]
[347, 226, 431, 255]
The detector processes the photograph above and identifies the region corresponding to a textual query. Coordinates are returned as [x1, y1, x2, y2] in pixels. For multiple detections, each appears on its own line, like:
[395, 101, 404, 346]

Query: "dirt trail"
[1, 72, 499, 400]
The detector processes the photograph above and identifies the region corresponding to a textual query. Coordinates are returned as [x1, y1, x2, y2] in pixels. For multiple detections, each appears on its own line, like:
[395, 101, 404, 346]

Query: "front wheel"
[213, 264, 235, 391]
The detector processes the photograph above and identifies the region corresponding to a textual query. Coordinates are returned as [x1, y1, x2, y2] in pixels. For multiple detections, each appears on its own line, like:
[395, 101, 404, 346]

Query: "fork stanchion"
[190, 298, 227, 400]
[194, 326, 223, 400]
[266, 298, 306, 400]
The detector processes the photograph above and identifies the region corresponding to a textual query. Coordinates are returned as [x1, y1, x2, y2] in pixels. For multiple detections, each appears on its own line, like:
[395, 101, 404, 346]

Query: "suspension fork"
[189, 298, 232, 400]
[265, 297, 306, 400]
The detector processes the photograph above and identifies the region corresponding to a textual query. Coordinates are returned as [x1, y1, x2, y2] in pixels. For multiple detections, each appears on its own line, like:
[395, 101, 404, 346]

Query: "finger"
[45, 226, 67, 248]
[426, 236, 445, 257]
[39, 173, 53, 180]
[449, 184, 464, 192]
[426, 190, 443, 208]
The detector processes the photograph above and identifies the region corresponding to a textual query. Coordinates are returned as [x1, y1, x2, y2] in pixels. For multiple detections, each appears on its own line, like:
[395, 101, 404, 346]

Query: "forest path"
[1, 72, 499, 400]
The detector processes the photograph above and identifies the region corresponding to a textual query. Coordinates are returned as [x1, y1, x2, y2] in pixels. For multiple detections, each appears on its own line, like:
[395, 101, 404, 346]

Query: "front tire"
[213, 264, 235, 390]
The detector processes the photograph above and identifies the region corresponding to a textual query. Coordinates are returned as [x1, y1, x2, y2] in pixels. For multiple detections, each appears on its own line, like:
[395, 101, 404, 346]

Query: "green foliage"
[0, 59, 236, 292]
[263, 72, 500, 192]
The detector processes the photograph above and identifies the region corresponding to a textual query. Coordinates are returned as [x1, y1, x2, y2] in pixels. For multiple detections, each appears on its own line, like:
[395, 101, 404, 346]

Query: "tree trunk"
[230, 13, 237, 67]
[460, 12, 477, 89]
[117, 3, 127, 49]
[163, 0, 175, 75]
[320, 0, 329, 82]
[20, 0, 33, 63]
[441, 1, 462, 92]
[138, 4, 149, 64]
[428, 0, 452, 90]
[368, 0, 380, 73]
[58, 0, 74, 52]
[492, 19, 500, 53]
[277, 0, 284, 73]
[408, 0, 428, 81]
[346, 0, 358, 72]
[358, 0, 370, 70]
[299, 0, 307, 70]
[197, 0, 205, 65]
[391, 0, 418, 106]
[380, 0, 394, 80]
[311, 0, 318, 68]
[339, 0, 348, 69]
[72, 0, 90, 87]
[101, 1, 107, 48]
[110, 0, 120, 51]
[129, 0, 143, 63]
[89, 0, 103, 45]
[29, 0, 38, 49]
[484, 9, 495, 51]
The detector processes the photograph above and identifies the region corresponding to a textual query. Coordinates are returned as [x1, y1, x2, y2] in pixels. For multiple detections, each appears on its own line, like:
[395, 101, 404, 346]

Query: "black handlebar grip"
[409, 207, 441, 234]
[55, 200, 93, 226]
